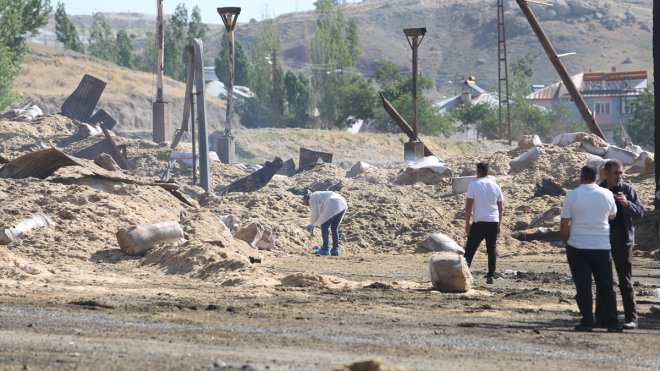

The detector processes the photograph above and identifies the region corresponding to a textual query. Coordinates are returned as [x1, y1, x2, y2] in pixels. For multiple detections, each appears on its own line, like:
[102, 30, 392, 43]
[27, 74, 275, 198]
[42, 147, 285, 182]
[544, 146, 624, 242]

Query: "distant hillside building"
[527, 70, 648, 142]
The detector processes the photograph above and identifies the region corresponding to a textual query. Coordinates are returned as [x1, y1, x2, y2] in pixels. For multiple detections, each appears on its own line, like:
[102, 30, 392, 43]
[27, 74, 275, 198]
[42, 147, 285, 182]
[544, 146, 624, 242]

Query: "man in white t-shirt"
[560, 165, 621, 332]
[464, 162, 504, 284]
[303, 191, 348, 256]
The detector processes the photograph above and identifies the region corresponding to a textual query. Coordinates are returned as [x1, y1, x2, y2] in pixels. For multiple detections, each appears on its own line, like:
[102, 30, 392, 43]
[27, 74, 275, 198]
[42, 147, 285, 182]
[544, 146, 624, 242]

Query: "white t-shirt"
[309, 191, 348, 226]
[560, 183, 617, 250]
[466, 177, 503, 223]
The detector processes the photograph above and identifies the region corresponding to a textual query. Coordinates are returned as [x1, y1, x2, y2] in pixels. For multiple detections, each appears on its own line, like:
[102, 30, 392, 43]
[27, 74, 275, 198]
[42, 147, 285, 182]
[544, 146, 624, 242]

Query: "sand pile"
[1, 112, 657, 288]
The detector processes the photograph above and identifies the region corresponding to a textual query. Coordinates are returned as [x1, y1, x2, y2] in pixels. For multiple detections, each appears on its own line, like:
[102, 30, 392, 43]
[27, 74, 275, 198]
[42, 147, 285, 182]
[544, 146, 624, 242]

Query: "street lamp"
[217, 6, 241, 164]
[403, 27, 426, 161]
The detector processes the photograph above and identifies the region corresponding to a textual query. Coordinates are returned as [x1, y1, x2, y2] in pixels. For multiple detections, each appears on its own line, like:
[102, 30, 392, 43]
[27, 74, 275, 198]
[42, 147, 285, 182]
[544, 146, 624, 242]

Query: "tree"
[136, 31, 156, 73]
[163, 3, 188, 81]
[309, 0, 360, 128]
[0, 0, 51, 110]
[452, 102, 499, 139]
[282, 70, 310, 127]
[371, 60, 453, 135]
[625, 90, 654, 147]
[88, 12, 117, 61]
[188, 6, 207, 41]
[54, 2, 83, 53]
[115, 29, 136, 68]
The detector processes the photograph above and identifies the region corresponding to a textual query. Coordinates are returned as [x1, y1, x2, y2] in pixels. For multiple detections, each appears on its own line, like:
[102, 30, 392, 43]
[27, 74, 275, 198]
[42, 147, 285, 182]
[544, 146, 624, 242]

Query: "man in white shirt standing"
[303, 191, 348, 256]
[560, 166, 621, 332]
[464, 162, 504, 284]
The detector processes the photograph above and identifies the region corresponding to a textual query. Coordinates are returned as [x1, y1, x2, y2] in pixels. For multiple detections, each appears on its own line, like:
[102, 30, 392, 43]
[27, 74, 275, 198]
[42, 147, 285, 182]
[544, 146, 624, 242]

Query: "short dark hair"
[603, 159, 622, 171]
[580, 165, 597, 182]
[476, 162, 489, 174]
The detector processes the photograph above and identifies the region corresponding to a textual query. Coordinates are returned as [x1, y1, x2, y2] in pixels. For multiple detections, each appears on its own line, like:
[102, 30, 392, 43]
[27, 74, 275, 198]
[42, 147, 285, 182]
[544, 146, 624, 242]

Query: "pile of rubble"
[1, 96, 657, 288]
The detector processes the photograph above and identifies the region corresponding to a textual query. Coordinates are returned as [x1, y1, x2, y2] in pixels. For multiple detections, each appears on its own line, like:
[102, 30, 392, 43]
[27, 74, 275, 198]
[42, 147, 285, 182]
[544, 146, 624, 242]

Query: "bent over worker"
[303, 191, 347, 256]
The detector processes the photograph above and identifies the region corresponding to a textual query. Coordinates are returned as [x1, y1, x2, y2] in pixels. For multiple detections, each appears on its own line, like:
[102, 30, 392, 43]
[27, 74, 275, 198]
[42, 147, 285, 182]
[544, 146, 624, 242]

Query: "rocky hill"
[37, 0, 652, 99]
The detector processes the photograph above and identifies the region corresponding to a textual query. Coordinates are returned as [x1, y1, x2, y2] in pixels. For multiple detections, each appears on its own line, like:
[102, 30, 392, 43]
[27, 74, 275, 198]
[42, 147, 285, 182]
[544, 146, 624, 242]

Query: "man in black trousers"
[464, 162, 504, 284]
[560, 166, 621, 332]
[596, 159, 645, 330]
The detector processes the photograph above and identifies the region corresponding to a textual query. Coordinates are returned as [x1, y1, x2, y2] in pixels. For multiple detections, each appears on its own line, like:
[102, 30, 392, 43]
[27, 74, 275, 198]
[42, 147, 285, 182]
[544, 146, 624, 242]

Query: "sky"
[56, 0, 320, 24]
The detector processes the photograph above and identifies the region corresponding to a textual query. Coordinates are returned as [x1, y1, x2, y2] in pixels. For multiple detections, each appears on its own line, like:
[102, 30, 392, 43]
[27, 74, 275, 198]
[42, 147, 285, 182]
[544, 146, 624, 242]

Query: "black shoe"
[486, 276, 494, 284]
[593, 319, 607, 329]
[574, 324, 593, 332]
[607, 325, 623, 333]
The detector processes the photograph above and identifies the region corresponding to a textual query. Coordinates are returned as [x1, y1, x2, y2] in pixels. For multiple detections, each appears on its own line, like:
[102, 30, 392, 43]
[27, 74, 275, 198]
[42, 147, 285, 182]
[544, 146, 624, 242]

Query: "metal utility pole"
[403, 27, 427, 161]
[516, 0, 606, 141]
[217, 7, 241, 164]
[271, 49, 281, 128]
[152, 0, 172, 143]
[654, 2, 659, 210]
[497, 0, 512, 145]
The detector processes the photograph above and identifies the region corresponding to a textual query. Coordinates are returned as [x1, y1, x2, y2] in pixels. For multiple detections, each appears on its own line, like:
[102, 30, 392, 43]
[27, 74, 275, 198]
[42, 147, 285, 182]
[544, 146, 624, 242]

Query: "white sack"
[429, 252, 473, 293]
[606, 145, 639, 166]
[551, 133, 578, 146]
[417, 233, 465, 254]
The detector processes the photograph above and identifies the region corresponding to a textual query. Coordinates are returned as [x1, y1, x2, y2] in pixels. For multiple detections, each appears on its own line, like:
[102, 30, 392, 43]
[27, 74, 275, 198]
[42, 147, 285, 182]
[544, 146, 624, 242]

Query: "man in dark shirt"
[596, 159, 645, 329]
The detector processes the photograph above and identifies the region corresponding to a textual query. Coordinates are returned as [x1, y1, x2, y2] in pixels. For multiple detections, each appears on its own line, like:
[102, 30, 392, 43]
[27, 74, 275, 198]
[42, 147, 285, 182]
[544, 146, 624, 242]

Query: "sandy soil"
[1, 114, 659, 370]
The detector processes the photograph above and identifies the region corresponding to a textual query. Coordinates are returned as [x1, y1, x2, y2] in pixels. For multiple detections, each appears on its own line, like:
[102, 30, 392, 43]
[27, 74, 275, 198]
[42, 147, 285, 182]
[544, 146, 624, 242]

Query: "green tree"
[336, 74, 376, 126]
[214, 32, 251, 86]
[88, 12, 117, 61]
[54, 2, 83, 53]
[187, 6, 207, 41]
[452, 102, 499, 139]
[0, 46, 19, 109]
[115, 29, 136, 68]
[309, 0, 360, 128]
[0, 0, 51, 109]
[282, 70, 310, 127]
[625, 90, 654, 147]
[508, 52, 555, 139]
[163, 3, 188, 81]
[137, 31, 156, 73]
[371, 60, 453, 135]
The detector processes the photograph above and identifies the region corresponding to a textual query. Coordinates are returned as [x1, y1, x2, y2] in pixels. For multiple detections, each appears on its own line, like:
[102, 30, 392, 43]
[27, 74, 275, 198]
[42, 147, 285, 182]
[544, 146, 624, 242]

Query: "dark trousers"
[464, 221, 498, 277]
[566, 245, 618, 327]
[320, 210, 345, 250]
[596, 231, 637, 323]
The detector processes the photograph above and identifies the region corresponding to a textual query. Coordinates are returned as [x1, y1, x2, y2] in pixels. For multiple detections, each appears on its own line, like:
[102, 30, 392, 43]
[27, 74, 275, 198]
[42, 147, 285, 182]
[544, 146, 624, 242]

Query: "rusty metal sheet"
[0, 148, 83, 179]
[73, 124, 129, 170]
[299, 148, 333, 170]
[218, 157, 283, 195]
[89, 109, 118, 130]
[276, 158, 296, 176]
[61, 74, 107, 123]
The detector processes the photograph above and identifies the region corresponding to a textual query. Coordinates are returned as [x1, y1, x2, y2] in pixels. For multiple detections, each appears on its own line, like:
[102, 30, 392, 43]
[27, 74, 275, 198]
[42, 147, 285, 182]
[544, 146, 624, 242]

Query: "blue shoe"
[330, 248, 340, 256]
[312, 247, 330, 256]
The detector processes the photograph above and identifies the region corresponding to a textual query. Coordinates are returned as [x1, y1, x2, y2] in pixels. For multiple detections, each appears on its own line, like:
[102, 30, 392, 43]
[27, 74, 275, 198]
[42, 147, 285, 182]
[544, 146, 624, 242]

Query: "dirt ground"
[1, 114, 659, 370]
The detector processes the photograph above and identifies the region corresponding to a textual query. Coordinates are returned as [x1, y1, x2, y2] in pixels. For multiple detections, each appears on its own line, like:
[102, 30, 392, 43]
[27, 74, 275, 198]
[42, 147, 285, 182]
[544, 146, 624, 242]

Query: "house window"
[594, 102, 610, 114]
[621, 97, 636, 114]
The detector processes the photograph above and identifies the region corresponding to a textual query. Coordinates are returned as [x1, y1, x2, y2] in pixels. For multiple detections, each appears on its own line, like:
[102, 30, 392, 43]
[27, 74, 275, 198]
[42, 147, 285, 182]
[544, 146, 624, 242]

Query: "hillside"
[15, 44, 227, 132]
[37, 0, 653, 99]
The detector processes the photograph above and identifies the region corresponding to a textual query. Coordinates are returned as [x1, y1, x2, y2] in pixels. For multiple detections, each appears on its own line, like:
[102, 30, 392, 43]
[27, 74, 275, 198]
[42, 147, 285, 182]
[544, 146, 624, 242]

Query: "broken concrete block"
[116, 221, 185, 256]
[510, 146, 543, 172]
[234, 222, 275, 250]
[346, 161, 375, 178]
[429, 252, 473, 293]
[94, 153, 121, 171]
[0, 214, 56, 245]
